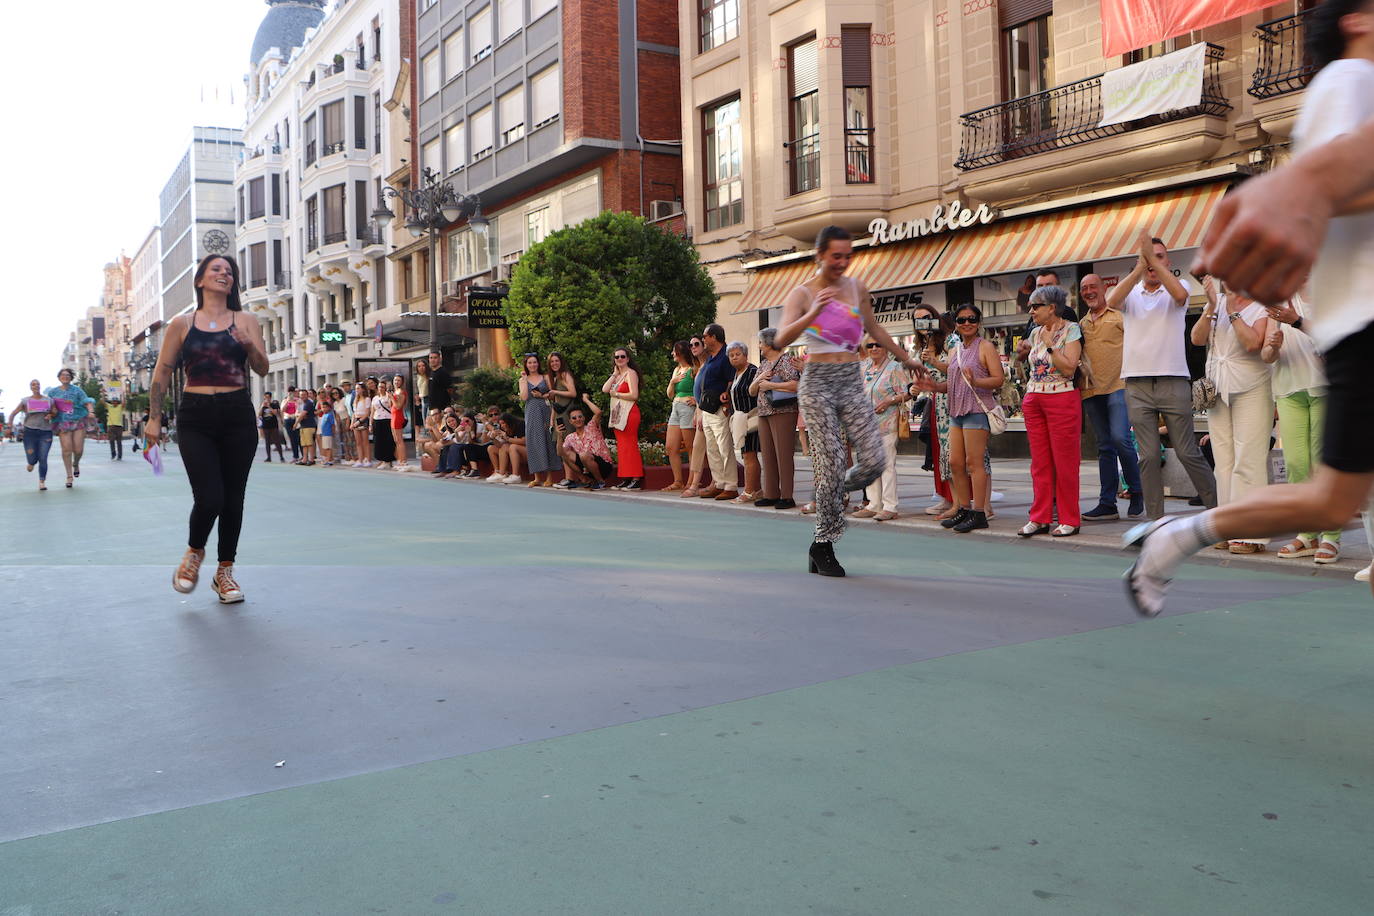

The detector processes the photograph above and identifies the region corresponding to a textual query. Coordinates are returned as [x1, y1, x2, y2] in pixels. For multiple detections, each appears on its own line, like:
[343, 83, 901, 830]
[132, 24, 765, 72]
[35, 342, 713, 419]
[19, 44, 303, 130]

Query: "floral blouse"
[1027, 322, 1083, 394]
[45, 384, 93, 423]
[756, 354, 800, 417]
[863, 356, 911, 435]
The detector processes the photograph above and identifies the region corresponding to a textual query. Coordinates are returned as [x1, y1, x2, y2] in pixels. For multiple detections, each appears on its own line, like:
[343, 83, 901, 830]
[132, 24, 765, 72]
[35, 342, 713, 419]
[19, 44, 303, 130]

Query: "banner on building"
[1098, 42, 1206, 127]
[1100, 0, 1277, 58]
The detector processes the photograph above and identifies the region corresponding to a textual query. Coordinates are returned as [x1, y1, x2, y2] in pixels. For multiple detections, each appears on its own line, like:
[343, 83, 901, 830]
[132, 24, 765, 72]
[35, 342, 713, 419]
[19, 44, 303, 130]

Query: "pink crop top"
[799, 277, 865, 354]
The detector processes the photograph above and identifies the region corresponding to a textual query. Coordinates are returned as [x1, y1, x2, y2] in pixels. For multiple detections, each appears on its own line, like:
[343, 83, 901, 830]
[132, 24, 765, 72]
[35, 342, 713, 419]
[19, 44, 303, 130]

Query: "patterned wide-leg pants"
[799, 361, 887, 544]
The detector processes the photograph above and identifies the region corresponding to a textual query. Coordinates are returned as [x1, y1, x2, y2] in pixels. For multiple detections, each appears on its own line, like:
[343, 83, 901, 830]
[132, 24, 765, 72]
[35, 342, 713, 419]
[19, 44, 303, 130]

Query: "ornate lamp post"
[371, 167, 488, 352]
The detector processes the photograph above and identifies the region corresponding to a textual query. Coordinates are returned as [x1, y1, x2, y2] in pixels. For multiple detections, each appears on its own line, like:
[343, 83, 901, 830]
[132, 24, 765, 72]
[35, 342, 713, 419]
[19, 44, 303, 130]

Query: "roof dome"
[250, 0, 326, 66]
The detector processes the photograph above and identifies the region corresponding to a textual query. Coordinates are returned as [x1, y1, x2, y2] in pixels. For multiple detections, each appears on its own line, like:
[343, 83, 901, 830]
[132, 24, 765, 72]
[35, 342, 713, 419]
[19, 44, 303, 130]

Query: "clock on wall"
[202, 229, 231, 254]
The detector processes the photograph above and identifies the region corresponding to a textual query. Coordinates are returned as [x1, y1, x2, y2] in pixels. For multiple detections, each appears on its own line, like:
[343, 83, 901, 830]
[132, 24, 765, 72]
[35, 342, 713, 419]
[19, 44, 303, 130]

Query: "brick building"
[405, 0, 685, 368]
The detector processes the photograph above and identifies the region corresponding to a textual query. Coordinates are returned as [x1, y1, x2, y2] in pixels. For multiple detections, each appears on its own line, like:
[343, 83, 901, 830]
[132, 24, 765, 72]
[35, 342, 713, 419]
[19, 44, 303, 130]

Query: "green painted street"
[2, 443, 1372, 914]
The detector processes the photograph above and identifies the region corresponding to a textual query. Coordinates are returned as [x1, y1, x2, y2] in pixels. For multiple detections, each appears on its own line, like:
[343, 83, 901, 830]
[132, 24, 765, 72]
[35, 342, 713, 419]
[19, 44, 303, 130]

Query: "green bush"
[455, 365, 520, 415]
[505, 211, 717, 438]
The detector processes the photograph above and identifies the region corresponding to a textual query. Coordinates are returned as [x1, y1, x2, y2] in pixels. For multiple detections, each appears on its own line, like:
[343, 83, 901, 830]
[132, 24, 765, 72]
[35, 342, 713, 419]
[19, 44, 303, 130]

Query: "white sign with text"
[1099, 42, 1206, 128]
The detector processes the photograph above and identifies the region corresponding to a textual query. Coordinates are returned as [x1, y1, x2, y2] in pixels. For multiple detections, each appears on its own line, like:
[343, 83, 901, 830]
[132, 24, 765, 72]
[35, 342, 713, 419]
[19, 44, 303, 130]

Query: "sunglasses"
[614, 354, 629, 360]
[954, 317, 980, 325]
[865, 343, 882, 350]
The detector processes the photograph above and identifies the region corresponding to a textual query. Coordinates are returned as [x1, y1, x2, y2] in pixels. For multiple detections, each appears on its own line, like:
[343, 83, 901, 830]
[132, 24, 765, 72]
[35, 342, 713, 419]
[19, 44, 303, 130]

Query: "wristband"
[1227, 312, 1241, 322]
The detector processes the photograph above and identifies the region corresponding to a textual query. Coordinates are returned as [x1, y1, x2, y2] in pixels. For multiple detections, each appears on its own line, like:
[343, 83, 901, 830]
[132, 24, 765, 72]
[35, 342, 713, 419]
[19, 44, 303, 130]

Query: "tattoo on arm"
[149, 377, 166, 425]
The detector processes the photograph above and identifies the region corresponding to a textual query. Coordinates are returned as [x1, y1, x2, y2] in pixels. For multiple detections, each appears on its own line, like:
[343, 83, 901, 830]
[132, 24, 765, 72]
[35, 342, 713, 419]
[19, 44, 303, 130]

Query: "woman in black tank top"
[146, 255, 269, 605]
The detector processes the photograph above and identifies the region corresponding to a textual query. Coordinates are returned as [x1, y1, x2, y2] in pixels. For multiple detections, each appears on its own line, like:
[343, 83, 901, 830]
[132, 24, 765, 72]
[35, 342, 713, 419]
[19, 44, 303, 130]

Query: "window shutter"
[999, 0, 1052, 29]
[790, 38, 819, 96]
[841, 26, 871, 86]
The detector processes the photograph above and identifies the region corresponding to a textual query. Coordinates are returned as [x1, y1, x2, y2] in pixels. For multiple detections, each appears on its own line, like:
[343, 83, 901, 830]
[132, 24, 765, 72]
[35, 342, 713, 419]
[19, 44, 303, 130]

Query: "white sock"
[1140, 511, 1219, 580]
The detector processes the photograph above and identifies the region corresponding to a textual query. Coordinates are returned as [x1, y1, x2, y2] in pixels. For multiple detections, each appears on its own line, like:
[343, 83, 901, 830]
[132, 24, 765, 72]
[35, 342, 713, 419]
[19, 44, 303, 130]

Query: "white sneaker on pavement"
[502, 474, 521, 484]
[1356, 563, 1371, 583]
[486, 472, 504, 482]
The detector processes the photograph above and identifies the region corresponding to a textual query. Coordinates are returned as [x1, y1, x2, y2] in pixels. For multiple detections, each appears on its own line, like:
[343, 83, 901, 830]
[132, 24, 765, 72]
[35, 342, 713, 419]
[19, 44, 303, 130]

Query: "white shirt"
[1204, 299, 1270, 403]
[1293, 59, 1374, 352]
[1120, 282, 1189, 378]
[1270, 296, 1326, 398]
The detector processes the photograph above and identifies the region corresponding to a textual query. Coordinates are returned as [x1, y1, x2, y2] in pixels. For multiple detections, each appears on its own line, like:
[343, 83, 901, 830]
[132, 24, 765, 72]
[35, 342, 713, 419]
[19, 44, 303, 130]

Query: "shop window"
[700, 0, 738, 53]
[842, 26, 874, 184]
[787, 38, 820, 195]
[703, 96, 743, 230]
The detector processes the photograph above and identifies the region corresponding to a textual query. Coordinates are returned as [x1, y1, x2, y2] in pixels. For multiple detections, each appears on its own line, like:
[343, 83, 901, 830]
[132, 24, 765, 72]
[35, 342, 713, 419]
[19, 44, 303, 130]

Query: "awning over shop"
[930, 182, 1227, 284]
[734, 235, 948, 315]
[381, 313, 475, 348]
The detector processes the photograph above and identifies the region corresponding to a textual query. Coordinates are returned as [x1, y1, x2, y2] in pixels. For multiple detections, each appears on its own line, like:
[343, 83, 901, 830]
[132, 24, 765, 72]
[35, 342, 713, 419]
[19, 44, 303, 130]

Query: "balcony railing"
[1251, 9, 1315, 99]
[305, 142, 317, 166]
[845, 128, 875, 184]
[785, 132, 820, 195]
[322, 141, 346, 157]
[248, 207, 265, 221]
[323, 230, 348, 245]
[250, 274, 268, 289]
[955, 43, 1230, 171]
[307, 230, 319, 251]
[273, 271, 291, 289]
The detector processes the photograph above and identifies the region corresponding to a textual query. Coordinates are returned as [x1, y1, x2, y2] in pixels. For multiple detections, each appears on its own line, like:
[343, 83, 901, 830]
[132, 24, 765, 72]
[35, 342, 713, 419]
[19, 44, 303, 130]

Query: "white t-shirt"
[1120, 282, 1190, 378]
[1292, 58, 1374, 352]
[1204, 299, 1270, 403]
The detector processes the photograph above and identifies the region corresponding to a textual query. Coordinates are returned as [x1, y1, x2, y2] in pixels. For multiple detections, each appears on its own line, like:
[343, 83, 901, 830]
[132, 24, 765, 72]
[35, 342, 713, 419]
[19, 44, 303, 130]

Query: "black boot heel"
[808, 541, 846, 577]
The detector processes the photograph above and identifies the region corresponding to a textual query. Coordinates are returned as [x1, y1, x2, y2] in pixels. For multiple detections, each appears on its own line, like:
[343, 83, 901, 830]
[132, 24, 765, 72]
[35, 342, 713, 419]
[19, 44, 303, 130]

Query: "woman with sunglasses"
[602, 347, 644, 489]
[856, 337, 912, 521]
[370, 378, 395, 469]
[774, 226, 927, 576]
[681, 335, 710, 497]
[390, 375, 412, 471]
[915, 304, 1003, 533]
[1017, 285, 1083, 538]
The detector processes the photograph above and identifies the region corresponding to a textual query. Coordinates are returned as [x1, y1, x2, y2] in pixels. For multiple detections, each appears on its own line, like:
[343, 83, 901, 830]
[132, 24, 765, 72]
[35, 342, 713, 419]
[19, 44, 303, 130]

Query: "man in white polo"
[1108, 230, 1217, 520]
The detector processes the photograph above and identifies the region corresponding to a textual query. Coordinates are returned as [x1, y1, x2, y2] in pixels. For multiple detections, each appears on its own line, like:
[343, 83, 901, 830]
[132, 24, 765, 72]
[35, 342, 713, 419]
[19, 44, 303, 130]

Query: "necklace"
[208, 320, 218, 330]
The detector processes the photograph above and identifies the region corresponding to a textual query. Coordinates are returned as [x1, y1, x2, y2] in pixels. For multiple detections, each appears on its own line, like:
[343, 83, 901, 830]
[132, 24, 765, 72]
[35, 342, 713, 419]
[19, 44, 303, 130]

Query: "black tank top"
[180, 314, 248, 388]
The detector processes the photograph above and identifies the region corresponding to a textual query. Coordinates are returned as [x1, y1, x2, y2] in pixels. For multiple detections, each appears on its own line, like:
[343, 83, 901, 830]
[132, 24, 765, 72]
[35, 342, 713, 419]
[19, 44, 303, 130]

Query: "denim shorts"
[950, 411, 990, 431]
[668, 399, 696, 427]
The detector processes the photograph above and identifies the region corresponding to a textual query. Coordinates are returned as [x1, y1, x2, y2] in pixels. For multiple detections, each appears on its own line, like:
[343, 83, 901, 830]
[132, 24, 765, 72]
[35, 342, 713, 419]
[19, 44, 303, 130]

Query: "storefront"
[734, 178, 1231, 359]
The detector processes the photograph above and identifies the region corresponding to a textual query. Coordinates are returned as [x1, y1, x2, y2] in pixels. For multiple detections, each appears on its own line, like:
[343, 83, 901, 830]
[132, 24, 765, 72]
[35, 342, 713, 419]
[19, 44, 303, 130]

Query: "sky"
[0, 1, 275, 408]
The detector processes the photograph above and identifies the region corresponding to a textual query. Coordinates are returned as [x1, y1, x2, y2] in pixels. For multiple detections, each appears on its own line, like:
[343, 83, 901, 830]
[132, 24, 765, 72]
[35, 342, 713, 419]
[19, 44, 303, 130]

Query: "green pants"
[1277, 390, 1340, 543]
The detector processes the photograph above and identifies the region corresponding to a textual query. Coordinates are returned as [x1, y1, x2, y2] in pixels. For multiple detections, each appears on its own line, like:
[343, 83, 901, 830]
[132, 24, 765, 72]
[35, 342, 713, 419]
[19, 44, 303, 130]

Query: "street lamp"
[371, 167, 487, 352]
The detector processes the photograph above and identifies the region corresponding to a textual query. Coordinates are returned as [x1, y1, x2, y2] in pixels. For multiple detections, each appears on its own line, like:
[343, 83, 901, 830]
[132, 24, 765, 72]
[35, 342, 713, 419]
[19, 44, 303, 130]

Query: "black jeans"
[177, 390, 259, 563]
[108, 426, 123, 459]
[287, 424, 302, 460]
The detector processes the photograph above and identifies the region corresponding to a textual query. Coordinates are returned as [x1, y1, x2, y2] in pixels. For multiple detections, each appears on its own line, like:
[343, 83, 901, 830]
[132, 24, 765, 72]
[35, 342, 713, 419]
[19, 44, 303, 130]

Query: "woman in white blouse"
[1263, 294, 1342, 564]
[1189, 278, 1271, 554]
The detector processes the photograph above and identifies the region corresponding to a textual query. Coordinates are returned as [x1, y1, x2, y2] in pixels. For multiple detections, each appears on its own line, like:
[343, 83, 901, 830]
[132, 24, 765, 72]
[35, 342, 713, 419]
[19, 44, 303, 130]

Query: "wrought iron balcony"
[1251, 9, 1315, 99]
[323, 230, 348, 245]
[273, 271, 291, 289]
[845, 128, 875, 185]
[305, 142, 317, 166]
[307, 231, 319, 251]
[955, 43, 1230, 171]
[249, 273, 268, 289]
[786, 132, 820, 195]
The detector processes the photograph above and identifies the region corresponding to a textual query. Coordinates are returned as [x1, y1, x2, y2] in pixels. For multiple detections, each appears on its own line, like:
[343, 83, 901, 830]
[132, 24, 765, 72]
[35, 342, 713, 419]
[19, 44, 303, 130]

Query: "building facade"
[128, 227, 163, 392]
[159, 126, 245, 326]
[681, 0, 1316, 351]
[101, 256, 133, 385]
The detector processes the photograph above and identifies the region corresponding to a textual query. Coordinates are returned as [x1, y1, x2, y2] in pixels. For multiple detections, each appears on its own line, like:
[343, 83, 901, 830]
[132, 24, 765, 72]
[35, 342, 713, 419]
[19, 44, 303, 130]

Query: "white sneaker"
[394, 463, 410, 472]
[377, 462, 392, 470]
[1356, 563, 1371, 583]
[503, 474, 522, 484]
[486, 472, 504, 482]
[211, 564, 245, 604]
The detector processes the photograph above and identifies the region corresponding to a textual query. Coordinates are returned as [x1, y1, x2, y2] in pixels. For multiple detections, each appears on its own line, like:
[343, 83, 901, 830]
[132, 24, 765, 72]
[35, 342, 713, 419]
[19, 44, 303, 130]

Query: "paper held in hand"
[143, 444, 164, 477]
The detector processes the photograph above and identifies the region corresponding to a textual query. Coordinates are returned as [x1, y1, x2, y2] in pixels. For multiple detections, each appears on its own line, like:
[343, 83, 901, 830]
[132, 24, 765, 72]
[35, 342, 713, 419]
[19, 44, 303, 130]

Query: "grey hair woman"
[750, 326, 801, 509]
[725, 341, 761, 501]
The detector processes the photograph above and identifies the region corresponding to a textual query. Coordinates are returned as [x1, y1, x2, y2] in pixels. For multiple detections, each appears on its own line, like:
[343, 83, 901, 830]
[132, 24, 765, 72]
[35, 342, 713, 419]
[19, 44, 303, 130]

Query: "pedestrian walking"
[146, 254, 268, 604]
[46, 368, 93, 487]
[1126, 7, 1374, 615]
[1263, 294, 1342, 564]
[519, 353, 561, 487]
[1018, 285, 1084, 538]
[1190, 278, 1273, 554]
[774, 225, 927, 576]
[1110, 230, 1217, 519]
[13, 380, 55, 491]
[1078, 273, 1144, 521]
[856, 337, 912, 521]
[602, 347, 644, 490]
[750, 327, 800, 509]
[105, 396, 125, 460]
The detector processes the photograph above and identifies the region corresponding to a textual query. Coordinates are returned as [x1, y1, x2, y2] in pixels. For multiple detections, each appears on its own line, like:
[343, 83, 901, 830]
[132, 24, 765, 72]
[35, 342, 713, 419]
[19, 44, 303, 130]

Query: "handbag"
[1192, 310, 1220, 411]
[608, 396, 629, 431]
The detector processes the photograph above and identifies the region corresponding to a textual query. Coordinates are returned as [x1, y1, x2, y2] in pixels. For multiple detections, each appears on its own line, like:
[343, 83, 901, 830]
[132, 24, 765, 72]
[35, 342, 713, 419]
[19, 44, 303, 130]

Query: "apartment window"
[237, 186, 245, 225]
[420, 0, 437, 11]
[446, 122, 467, 172]
[470, 7, 493, 63]
[373, 92, 383, 153]
[272, 239, 283, 285]
[1002, 10, 1054, 100]
[471, 105, 494, 160]
[355, 180, 369, 241]
[372, 17, 382, 61]
[306, 195, 319, 250]
[422, 50, 441, 98]
[354, 95, 367, 149]
[323, 184, 346, 245]
[248, 177, 265, 220]
[499, 86, 525, 145]
[445, 28, 465, 81]
[703, 96, 743, 230]
[787, 38, 821, 194]
[271, 174, 281, 214]
[322, 100, 345, 154]
[699, 0, 738, 53]
[423, 139, 442, 176]
[530, 0, 556, 21]
[284, 173, 290, 219]
[249, 242, 267, 287]
[842, 26, 874, 184]
[531, 64, 560, 127]
[284, 119, 290, 149]
[447, 227, 492, 279]
[527, 207, 549, 246]
[498, 0, 521, 43]
[1127, 36, 1179, 64]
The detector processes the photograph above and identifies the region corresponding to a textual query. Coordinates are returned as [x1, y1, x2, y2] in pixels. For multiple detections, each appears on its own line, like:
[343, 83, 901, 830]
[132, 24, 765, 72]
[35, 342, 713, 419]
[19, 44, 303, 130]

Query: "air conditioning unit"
[440, 280, 460, 298]
[650, 199, 682, 221]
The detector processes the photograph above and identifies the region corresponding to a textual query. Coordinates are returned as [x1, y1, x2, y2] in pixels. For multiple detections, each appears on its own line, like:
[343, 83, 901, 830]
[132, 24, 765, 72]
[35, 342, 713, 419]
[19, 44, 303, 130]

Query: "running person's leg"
[209, 400, 260, 603]
[71, 429, 86, 475]
[798, 364, 847, 545]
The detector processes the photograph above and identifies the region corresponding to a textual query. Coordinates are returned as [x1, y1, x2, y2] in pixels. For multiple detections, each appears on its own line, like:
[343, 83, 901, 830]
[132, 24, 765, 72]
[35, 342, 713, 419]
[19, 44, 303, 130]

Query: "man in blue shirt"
[696, 323, 736, 500]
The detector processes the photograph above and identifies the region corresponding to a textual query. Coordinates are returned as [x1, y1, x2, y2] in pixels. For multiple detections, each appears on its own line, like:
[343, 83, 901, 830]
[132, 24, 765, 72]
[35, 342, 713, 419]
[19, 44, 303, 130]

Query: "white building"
[235, 0, 399, 399]
[128, 226, 163, 391]
[159, 126, 245, 324]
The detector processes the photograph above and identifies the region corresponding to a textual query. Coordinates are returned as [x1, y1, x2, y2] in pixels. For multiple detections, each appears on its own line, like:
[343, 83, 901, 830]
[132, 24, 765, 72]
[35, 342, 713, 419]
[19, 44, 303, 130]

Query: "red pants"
[614, 405, 643, 477]
[1022, 390, 1082, 527]
[929, 411, 952, 501]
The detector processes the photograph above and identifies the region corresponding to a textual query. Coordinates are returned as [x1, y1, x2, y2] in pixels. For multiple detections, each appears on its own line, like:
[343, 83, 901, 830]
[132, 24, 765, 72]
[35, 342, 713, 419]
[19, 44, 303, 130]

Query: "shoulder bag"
[958, 341, 1007, 435]
[1192, 311, 1219, 411]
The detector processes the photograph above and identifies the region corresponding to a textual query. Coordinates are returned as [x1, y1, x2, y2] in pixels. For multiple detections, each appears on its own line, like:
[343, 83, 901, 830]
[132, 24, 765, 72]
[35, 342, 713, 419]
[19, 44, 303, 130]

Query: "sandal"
[663, 482, 684, 491]
[1314, 541, 1341, 565]
[924, 501, 953, 516]
[1228, 541, 1264, 555]
[1017, 522, 1051, 538]
[680, 488, 699, 498]
[800, 502, 816, 514]
[1277, 535, 1317, 559]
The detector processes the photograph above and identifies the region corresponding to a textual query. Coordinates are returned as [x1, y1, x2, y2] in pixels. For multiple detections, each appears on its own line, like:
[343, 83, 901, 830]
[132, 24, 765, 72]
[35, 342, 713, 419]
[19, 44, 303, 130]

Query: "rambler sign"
[868, 200, 997, 246]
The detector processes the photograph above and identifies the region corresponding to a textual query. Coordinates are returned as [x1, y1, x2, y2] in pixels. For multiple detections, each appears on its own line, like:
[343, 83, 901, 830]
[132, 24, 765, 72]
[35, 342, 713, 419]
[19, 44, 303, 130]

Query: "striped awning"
[929, 182, 1227, 283]
[734, 234, 949, 314]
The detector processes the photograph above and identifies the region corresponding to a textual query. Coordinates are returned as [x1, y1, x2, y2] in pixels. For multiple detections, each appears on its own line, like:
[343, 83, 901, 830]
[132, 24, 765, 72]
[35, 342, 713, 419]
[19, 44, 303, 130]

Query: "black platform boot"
[808, 541, 846, 577]
[953, 510, 989, 533]
[940, 507, 971, 529]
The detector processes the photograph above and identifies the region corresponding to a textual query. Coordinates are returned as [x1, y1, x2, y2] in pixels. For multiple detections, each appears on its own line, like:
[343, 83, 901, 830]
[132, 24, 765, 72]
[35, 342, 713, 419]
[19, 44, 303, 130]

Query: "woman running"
[774, 225, 926, 576]
[146, 254, 268, 603]
[46, 368, 94, 488]
[14, 380, 55, 491]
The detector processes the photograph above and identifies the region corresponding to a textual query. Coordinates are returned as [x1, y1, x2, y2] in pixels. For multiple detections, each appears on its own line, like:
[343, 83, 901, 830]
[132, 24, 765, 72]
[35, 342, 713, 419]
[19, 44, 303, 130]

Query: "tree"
[77, 375, 106, 427]
[454, 365, 520, 415]
[504, 211, 716, 435]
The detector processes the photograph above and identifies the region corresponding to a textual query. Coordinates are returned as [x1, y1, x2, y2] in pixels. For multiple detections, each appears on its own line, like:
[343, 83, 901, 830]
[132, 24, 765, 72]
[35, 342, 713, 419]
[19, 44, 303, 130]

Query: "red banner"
[1101, 0, 1284, 57]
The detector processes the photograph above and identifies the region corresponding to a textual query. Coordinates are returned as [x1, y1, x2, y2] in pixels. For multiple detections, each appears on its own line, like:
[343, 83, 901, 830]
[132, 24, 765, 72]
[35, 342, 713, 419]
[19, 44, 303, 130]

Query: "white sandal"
[1277, 535, 1317, 559]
